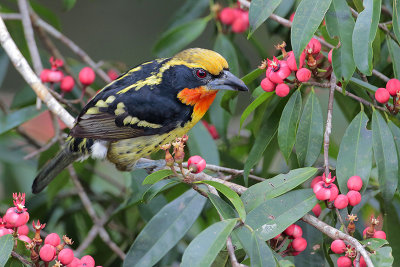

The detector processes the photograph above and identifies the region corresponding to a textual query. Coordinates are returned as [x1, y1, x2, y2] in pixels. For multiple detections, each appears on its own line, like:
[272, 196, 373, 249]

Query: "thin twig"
[11, 251, 34, 266]
[0, 16, 75, 128]
[23, 136, 58, 159]
[324, 74, 336, 176]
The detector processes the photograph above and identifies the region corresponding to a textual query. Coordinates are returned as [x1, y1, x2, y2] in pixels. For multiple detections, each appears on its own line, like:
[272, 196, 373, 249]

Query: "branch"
[11, 251, 34, 266]
[324, 73, 335, 176]
[0, 16, 75, 128]
[302, 214, 373, 267]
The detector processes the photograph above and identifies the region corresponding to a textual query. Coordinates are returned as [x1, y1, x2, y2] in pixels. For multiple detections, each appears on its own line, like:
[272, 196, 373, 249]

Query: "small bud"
[296, 68, 312, 82]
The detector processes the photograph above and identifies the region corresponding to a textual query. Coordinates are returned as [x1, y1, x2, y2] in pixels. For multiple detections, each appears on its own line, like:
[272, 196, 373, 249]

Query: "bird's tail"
[32, 148, 80, 194]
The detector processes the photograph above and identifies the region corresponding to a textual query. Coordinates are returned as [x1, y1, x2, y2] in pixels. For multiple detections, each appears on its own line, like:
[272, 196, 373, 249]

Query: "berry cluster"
[374, 78, 400, 113]
[272, 224, 307, 257]
[311, 173, 362, 209]
[40, 57, 96, 96]
[260, 38, 324, 97]
[331, 214, 386, 267]
[218, 6, 249, 33]
[0, 193, 101, 267]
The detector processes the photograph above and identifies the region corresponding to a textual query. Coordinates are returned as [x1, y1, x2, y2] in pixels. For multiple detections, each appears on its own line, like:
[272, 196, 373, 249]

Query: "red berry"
[0, 228, 12, 237]
[337, 256, 352, 267]
[275, 83, 290, 97]
[219, 7, 236, 25]
[79, 67, 96, 86]
[67, 257, 82, 267]
[81, 255, 95, 267]
[331, 239, 346, 254]
[45, 233, 61, 247]
[375, 88, 390, 104]
[353, 256, 367, 267]
[305, 38, 321, 55]
[261, 77, 276, 92]
[291, 237, 307, 252]
[187, 155, 206, 173]
[58, 248, 75, 265]
[284, 224, 303, 238]
[60, 76, 75, 93]
[313, 182, 339, 201]
[296, 68, 311, 82]
[334, 194, 349, 209]
[48, 70, 64, 83]
[4, 207, 29, 228]
[231, 14, 248, 33]
[386, 78, 400, 96]
[18, 235, 31, 243]
[373, 230, 386, 240]
[312, 203, 321, 217]
[39, 244, 57, 262]
[17, 224, 29, 236]
[347, 190, 361, 206]
[268, 61, 291, 84]
[286, 51, 305, 71]
[40, 69, 51, 83]
[310, 176, 323, 188]
[328, 49, 333, 64]
[289, 13, 295, 22]
[107, 69, 119, 81]
[347, 175, 363, 191]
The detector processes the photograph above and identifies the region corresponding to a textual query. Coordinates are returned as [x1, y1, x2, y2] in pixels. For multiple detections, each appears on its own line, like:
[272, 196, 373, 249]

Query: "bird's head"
[164, 48, 248, 119]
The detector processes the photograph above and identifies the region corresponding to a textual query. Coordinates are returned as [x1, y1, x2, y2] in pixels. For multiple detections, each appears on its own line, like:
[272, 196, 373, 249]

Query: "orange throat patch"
[177, 86, 217, 123]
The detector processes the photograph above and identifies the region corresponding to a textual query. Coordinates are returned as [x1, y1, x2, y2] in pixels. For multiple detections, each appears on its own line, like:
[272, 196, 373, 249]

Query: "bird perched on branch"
[32, 48, 248, 193]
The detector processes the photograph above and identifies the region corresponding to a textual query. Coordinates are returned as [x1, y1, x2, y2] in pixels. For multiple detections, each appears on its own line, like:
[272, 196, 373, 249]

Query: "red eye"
[196, 69, 207, 79]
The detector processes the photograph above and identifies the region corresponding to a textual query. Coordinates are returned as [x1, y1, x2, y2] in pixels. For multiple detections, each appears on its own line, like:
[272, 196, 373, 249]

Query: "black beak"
[208, 70, 249, 91]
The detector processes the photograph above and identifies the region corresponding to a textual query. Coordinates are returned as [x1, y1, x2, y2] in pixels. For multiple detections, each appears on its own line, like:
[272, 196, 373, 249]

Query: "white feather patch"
[91, 141, 108, 159]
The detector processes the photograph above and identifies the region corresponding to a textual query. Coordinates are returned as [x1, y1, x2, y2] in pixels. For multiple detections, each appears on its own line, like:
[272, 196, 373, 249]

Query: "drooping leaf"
[240, 91, 273, 130]
[278, 90, 302, 162]
[248, 0, 283, 37]
[123, 190, 206, 267]
[387, 37, 400, 79]
[352, 0, 382, 75]
[142, 169, 174, 185]
[295, 90, 323, 167]
[235, 189, 316, 245]
[208, 193, 237, 220]
[291, 0, 332, 65]
[0, 106, 45, 135]
[197, 181, 246, 221]
[187, 122, 220, 165]
[325, 0, 356, 82]
[153, 18, 208, 57]
[0, 234, 13, 267]
[181, 219, 237, 267]
[250, 232, 277, 267]
[371, 110, 398, 202]
[336, 111, 372, 193]
[241, 167, 318, 212]
[393, 0, 400, 45]
[214, 34, 239, 76]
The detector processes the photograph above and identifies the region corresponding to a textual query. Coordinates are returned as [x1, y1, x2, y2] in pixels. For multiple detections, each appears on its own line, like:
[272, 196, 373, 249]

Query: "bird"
[32, 48, 248, 194]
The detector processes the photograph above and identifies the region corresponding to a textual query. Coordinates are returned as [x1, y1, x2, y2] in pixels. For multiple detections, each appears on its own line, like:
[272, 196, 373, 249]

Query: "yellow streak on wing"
[77, 138, 87, 152]
[130, 117, 139, 125]
[105, 95, 116, 103]
[95, 100, 108, 107]
[114, 102, 126, 116]
[137, 120, 162, 129]
[123, 116, 133, 125]
[86, 107, 100, 114]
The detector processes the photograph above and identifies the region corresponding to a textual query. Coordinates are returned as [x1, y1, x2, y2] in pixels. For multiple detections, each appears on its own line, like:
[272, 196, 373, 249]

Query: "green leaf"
[0, 48, 9, 88]
[241, 167, 318, 212]
[208, 193, 237, 220]
[389, 121, 400, 182]
[250, 232, 277, 267]
[63, 0, 76, 11]
[325, 0, 356, 82]
[291, 0, 332, 65]
[181, 219, 237, 267]
[123, 190, 207, 267]
[295, 90, 323, 167]
[349, 77, 379, 93]
[235, 189, 316, 243]
[197, 180, 246, 221]
[242, 68, 265, 85]
[142, 180, 179, 202]
[372, 110, 398, 202]
[220, 91, 238, 114]
[248, 0, 283, 37]
[278, 260, 295, 267]
[278, 90, 302, 162]
[387, 37, 400, 79]
[352, 0, 382, 75]
[209, 93, 230, 138]
[142, 169, 174, 185]
[214, 34, 239, 76]
[370, 247, 394, 266]
[393, 0, 400, 45]
[153, 18, 208, 57]
[360, 238, 388, 250]
[240, 91, 273, 130]
[336, 111, 372, 194]
[0, 106, 45, 135]
[0, 234, 13, 267]
[166, 0, 209, 31]
[187, 122, 220, 165]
